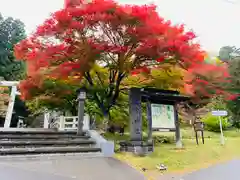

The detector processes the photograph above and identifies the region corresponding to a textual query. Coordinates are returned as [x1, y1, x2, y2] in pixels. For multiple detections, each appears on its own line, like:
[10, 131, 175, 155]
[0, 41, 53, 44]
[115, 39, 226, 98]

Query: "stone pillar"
[77, 88, 86, 135]
[129, 88, 142, 144]
[146, 100, 152, 142]
[77, 100, 85, 135]
[83, 114, 90, 131]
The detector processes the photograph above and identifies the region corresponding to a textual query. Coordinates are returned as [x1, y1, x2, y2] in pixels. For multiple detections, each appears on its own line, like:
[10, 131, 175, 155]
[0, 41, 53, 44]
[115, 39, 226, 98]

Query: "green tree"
[24, 65, 129, 127]
[0, 15, 28, 126]
[25, 79, 79, 115]
[219, 46, 240, 62]
[206, 95, 227, 111]
[226, 58, 240, 128]
[218, 46, 240, 128]
[0, 15, 26, 80]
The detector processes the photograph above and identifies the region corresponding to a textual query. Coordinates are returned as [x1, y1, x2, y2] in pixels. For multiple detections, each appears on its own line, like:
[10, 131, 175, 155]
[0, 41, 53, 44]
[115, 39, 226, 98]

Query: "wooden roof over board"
[130, 87, 190, 103]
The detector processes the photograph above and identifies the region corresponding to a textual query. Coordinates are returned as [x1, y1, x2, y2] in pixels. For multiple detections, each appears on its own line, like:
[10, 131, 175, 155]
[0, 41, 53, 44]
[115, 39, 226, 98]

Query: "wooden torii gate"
[0, 81, 20, 128]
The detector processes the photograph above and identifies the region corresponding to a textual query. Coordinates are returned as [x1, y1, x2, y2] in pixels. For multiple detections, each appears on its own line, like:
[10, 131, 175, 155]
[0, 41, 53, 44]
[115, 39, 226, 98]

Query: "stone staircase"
[0, 129, 101, 156]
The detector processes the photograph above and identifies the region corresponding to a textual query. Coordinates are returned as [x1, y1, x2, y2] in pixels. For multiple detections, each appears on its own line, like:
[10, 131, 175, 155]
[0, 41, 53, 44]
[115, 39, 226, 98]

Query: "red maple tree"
[15, 0, 206, 117]
[180, 61, 233, 124]
[184, 62, 231, 102]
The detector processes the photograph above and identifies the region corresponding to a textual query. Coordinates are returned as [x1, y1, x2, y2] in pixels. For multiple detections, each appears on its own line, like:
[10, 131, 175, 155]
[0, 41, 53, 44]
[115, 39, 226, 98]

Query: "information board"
[151, 104, 176, 129]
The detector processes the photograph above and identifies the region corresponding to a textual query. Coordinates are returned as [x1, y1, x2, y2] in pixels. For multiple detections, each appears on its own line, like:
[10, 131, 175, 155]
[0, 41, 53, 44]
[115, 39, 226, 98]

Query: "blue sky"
[0, 0, 239, 52]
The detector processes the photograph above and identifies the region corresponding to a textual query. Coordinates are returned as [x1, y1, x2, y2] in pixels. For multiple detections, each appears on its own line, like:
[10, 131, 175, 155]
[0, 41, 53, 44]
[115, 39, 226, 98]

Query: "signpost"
[150, 103, 182, 148]
[193, 121, 205, 145]
[122, 88, 190, 154]
[212, 110, 228, 145]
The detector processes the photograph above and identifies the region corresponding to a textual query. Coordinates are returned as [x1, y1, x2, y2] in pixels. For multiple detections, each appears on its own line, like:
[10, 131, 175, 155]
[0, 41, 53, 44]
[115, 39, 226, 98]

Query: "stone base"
[119, 141, 153, 156]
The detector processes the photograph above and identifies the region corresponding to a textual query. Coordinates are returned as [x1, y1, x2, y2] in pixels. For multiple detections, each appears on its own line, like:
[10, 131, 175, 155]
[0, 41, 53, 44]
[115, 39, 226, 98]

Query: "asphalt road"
[182, 159, 240, 180]
[0, 155, 239, 180]
[159, 159, 240, 180]
[0, 155, 146, 180]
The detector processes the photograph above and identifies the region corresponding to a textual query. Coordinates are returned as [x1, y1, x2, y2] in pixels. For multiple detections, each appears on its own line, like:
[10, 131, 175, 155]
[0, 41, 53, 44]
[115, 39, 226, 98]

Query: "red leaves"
[19, 80, 35, 100]
[131, 66, 150, 75]
[64, 0, 81, 8]
[54, 9, 72, 23]
[18, 74, 44, 100]
[180, 31, 196, 42]
[51, 61, 81, 79]
[226, 94, 238, 101]
[36, 19, 57, 36]
[130, 70, 139, 76]
[156, 57, 165, 62]
[15, 0, 207, 99]
[184, 62, 231, 103]
[70, 21, 84, 30]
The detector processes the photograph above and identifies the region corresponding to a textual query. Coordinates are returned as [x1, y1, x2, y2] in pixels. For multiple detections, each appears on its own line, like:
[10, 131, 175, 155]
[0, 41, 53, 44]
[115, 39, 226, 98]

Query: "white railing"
[47, 115, 90, 131]
[43, 112, 114, 157]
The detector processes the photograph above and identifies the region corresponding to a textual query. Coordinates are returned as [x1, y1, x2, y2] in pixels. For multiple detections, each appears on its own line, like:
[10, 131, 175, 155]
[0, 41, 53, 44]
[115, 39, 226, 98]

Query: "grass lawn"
[104, 128, 240, 177]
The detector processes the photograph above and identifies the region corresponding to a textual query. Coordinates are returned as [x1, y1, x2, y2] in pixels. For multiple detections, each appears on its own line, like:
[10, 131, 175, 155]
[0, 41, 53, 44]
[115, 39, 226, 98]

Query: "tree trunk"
[103, 112, 109, 131]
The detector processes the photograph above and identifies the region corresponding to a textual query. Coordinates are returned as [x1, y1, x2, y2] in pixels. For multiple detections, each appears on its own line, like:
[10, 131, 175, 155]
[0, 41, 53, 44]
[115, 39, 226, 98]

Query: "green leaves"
[123, 65, 184, 92]
[25, 79, 79, 115]
[0, 15, 26, 81]
[219, 47, 240, 128]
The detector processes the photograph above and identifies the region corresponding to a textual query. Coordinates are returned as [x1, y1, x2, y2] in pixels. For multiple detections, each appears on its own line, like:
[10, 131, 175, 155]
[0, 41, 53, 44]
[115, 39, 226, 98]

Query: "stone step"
[0, 129, 79, 135]
[0, 146, 101, 155]
[0, 144, 95, 148]
[0, 139, 95, 148]
[0, 129, 102, 156]
[0, 152, 104, 161]
[0, 134, 90, 140]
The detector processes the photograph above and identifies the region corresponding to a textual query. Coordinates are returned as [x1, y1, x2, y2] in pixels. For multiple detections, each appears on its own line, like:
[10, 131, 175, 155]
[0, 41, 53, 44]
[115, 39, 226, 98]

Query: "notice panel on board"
[151, 104, 176, 129]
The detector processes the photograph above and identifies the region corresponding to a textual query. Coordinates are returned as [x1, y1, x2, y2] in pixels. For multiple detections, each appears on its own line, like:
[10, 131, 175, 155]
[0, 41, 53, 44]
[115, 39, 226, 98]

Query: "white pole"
[4, 86, 17, 128]
[219, 116, 225, 145]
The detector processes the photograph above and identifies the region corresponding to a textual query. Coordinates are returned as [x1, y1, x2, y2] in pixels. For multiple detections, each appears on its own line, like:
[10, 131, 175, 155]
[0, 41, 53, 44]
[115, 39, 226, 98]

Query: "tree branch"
[106, 69, 117, 98]
[95, 71, 104, 86]
[84, 72, 106, 114]
[110, 72, 126, 106]
[84, 72, 94, 86]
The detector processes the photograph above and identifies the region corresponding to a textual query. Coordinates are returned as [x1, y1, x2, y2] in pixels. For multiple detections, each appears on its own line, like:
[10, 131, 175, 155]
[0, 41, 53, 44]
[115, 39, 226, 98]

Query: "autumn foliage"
[184, 62, 233, 103]
[14, 0, 207, 101]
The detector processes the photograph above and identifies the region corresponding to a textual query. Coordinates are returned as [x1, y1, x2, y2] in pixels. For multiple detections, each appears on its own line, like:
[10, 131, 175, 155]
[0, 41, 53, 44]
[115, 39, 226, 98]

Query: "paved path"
[0, 155, 239, 180]
[182, 159, 240, 180]
[0, 155, 146, 180]
[158, 159, 240, 180]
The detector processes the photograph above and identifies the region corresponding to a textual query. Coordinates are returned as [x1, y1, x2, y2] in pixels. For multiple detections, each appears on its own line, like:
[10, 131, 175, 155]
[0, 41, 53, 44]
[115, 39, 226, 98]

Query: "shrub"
[202, 113, 231, 132]
[152, 135, 175, 145]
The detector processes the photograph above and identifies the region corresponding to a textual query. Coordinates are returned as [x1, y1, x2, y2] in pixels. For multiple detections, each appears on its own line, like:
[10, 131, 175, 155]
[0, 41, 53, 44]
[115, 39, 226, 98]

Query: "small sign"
[157, 129, 170, 132]
[212, 110, 228, 116]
